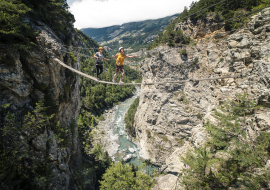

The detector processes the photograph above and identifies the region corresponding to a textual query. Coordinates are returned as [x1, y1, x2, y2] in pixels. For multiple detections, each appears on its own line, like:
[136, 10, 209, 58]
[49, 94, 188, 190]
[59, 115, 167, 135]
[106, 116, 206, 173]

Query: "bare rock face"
[0, 20, 86, 189]
[133, 8, 270, 189]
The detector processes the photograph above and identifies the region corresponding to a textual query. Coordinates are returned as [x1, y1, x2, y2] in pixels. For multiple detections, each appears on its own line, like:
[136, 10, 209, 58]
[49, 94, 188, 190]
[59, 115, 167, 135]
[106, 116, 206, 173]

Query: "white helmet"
[119, 47, 124, 51]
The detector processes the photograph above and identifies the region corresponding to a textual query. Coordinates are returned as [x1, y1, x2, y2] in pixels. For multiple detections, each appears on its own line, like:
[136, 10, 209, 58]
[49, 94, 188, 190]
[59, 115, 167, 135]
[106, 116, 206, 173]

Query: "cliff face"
[0, 19, 87, 189]
[134, 8, 270, 187]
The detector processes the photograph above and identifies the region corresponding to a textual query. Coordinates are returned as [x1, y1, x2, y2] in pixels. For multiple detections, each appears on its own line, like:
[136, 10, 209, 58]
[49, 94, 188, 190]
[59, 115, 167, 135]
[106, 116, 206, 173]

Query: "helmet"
[99, 47, 103, 50]
[119, 47, 124, 51]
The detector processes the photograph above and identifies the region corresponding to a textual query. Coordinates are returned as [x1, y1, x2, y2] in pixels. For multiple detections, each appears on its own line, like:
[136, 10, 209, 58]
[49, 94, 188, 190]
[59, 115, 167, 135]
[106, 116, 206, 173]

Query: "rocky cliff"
[133, 8, 270, 189]
[0, 19, 91, 189]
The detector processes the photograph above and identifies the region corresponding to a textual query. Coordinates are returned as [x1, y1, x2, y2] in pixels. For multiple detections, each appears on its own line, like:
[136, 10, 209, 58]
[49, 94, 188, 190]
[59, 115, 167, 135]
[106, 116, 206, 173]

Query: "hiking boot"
[112, 79, 115, 83]
[119, 80, 124, 84]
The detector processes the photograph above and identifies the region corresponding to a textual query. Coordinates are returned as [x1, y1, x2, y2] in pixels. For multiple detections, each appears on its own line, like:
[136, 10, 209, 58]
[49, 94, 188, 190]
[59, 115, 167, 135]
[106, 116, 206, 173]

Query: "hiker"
[94, 47, 109, 80]
[112, 47, 138, 83]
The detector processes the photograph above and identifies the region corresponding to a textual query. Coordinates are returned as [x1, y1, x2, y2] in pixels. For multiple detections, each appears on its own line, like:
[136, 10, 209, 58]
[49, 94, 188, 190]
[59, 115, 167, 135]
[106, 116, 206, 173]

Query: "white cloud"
[69, 0, 194, 29]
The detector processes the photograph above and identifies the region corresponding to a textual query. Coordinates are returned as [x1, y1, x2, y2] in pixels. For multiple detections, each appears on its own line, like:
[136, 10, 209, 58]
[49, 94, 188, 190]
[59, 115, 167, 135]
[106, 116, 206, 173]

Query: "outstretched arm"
[125, 55, 138, 58]
[104, 58, 110, 61]
[112, 53, 118, 59]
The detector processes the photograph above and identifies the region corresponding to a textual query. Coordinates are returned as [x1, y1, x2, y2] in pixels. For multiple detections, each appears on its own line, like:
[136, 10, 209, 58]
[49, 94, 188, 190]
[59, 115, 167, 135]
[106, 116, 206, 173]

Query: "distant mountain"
[81, 14, 178, 53]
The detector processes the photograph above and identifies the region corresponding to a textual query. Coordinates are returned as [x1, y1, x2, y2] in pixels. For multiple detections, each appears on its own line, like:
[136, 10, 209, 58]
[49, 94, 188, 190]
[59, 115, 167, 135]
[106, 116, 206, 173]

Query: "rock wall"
[134, 8, 270, 189]
[0, 20, 89, 189]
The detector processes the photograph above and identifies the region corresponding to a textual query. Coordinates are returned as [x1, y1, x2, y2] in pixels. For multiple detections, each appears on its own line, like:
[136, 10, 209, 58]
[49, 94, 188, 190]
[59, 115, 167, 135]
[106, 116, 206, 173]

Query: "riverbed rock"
[123, 154, 133, 162]
[129, 147, 135, 153]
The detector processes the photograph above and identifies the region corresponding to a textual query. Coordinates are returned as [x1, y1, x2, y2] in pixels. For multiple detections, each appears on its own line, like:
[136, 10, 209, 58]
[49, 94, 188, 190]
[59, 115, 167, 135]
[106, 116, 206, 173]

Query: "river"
[101, 87, 157, 174]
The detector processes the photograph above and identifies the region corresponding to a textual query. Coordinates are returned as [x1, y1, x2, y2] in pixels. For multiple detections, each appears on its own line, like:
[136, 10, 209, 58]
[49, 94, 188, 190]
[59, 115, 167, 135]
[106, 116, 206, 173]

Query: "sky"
[67, 0, 195, 29]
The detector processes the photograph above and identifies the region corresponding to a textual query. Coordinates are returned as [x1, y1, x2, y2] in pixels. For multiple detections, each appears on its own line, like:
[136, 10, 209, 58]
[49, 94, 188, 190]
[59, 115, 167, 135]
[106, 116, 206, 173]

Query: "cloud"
[69, 0, 194, 29]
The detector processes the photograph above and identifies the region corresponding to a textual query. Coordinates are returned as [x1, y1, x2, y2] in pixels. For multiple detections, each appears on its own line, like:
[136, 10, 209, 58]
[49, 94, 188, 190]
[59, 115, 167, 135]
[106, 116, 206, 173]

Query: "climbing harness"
[104, 46, 122, 66]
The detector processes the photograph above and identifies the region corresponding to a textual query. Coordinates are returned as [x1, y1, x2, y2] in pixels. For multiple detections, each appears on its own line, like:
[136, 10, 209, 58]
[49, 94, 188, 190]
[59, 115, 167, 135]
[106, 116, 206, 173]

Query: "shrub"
[69, 53, 77, 65]
[181, 93, 269, 189]
[146, 130, 152, 138]
[219, 58, 224, 63]
[196, 113, 203, 120]
[175, 138, 185, 146]
[180, 49, 188, 56]
[100, 162, 155, 190]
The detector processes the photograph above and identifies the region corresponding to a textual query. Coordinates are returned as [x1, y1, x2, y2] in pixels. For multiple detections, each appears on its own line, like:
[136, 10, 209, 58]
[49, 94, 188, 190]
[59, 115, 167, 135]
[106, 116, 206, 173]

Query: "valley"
[81, 14, 178, 54]
[1, 0, 270, 189]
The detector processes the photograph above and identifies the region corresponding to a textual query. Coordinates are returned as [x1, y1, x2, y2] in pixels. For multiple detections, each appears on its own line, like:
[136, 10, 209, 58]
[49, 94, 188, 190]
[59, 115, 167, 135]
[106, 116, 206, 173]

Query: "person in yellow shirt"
[112, 47, 138, 83]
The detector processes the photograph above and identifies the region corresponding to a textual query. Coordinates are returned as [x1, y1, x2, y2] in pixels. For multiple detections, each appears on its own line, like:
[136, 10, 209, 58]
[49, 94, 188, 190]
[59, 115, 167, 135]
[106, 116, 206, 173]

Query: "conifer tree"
[181, 93, 270, 189]
[99, 162, 155, 190]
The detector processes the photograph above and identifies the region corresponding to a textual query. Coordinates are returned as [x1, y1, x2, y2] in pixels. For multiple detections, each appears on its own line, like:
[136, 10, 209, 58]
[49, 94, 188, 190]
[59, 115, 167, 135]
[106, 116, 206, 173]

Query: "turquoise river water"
[112, 88, 157, 174]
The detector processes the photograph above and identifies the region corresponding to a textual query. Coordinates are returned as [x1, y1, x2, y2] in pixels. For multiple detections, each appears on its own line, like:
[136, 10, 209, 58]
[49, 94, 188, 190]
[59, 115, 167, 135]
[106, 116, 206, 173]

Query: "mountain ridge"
[81, 14, 178, 53]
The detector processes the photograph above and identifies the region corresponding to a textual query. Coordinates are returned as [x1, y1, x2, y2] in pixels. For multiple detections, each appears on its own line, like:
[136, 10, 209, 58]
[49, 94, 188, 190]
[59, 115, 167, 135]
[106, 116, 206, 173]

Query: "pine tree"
[99, 162, 155, 190]
[181, 93, 270, 189]
[181, 147, 224, 189]
[0, 100, 56, 189]
[0, 0, 37, 49]
[99, 162, 137, 190]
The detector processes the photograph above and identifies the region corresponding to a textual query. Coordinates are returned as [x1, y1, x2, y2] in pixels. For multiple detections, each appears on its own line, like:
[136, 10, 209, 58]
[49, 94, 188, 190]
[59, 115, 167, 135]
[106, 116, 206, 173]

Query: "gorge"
[1, 0, 270, 190]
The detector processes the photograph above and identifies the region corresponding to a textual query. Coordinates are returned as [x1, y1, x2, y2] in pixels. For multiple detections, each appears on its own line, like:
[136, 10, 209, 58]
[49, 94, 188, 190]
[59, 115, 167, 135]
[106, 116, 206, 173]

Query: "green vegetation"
[76, 31, 143, 188]
[77, 31, 142, 115]
[148, 26, 190, 49]
[181, 93, 270, 189]
[175, 138, 185, 146]
[180, 48, 188, 56]
[146, 130, 152, 138]
[219, 57, 224, 63]
[161, 135, 169, 142]
[124, 97, 140, 137]
[148, 0, 270, 49]
[0, 100, 69, 189]
[82, 14, 178, 54]
[190, 57, 200, 70]
[69, 53, 77, 65]
[99, 162, 155, 190]
[74, 143, 112, 189]
[177, 91, 190, 105]
[0, 0, 74, 50]
[196, 113, 203, 120]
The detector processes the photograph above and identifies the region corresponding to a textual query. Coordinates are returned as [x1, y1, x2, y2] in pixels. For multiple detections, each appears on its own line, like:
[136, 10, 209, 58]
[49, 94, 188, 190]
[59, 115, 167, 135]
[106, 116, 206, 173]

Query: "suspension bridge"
[49, 4, 270, 87]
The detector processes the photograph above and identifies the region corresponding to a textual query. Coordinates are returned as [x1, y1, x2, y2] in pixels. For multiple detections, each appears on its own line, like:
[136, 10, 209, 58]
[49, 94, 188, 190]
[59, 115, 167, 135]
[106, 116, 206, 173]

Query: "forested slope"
[81, 14, 178, 54]
[148, 0, 270, 49]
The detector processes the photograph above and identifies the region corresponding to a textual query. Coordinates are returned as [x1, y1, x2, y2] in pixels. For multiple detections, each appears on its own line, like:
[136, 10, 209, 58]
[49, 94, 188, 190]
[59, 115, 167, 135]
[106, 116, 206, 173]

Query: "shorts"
[115, 65, 124, 72]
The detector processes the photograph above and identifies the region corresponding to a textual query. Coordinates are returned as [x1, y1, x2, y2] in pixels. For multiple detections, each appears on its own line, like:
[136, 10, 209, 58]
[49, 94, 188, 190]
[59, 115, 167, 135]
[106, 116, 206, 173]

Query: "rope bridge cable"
[62, 21, 256, 61]
[48, 13, 260, 86]
[51, 54, 241, 85]
[45, 2, 269, 86]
